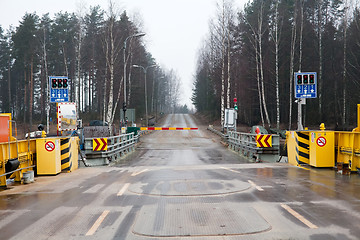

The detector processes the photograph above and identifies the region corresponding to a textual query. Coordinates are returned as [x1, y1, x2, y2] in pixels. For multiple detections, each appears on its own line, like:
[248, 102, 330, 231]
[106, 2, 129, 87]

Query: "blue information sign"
[294, 72, 317, 99]
[49, 76, 69, 103]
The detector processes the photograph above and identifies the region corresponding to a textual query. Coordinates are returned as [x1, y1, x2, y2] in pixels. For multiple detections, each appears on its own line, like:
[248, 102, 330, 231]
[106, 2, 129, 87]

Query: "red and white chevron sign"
[256, 135, 272, 148]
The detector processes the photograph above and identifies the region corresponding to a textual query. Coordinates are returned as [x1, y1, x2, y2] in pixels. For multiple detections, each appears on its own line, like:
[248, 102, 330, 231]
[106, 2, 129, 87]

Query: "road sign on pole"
[294, 72, 317, 99]
[49, 76, 69, 103]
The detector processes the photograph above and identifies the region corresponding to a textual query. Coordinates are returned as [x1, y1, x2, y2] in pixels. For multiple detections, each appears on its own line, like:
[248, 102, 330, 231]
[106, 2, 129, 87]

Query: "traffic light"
[297, 75, 302, 85]
[303, 74, 308, 84]
[122, 102, 127, 112]
[52, 78, 57, 88]
[57, 79, 63, 88]
[50, 78, 69, 89]
[234, 97, 238, 111]
[309, 74, 315, 84]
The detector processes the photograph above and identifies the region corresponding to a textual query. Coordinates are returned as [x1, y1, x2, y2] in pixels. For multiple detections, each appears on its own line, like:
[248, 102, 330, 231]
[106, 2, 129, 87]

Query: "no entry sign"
[45, 141, 56, 152]
[316, 137, 326, 147]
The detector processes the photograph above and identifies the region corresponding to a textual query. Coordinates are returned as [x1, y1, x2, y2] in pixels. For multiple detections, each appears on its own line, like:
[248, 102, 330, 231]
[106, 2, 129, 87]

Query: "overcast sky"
[0, 0, 247, 107]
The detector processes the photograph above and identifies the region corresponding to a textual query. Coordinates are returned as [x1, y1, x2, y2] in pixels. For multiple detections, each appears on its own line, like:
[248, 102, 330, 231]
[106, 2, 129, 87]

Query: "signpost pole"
[297, 98, 305, 130]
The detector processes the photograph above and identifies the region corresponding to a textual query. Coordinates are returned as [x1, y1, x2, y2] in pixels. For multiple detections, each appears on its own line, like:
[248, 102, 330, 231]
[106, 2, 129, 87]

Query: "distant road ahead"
[0, 114, 359, 240]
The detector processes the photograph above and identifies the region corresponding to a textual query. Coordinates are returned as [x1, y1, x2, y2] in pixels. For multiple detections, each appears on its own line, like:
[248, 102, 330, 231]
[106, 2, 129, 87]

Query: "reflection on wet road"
[0, 114, 359, 240]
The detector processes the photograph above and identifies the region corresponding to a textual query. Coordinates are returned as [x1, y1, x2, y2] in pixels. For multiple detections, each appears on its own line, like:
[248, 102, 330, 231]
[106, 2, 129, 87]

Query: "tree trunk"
[226, 34, 231, 109]
[106, 18, 115, 133]
[274, 0, 280, 129]
[29, 57, 34, 128]
[220, 1, 226, 130]
[127, 51, 133, 106]
[342, 0, 348, 126]
[43, 27, 49, 133]
[318, 0, 323, 120]
[76, 25, 82, 115]
[103, 37, 109, 124]
[289, 2, 297, 130]
[299, 0, 304, 72]
[258, 2, 271, 128]
[7, 54, 11, 113]
[256, 45, 265, 127]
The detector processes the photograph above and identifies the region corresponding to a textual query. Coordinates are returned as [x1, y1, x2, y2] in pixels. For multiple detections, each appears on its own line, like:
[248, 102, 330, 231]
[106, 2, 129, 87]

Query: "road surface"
[0, 114, 359, 240]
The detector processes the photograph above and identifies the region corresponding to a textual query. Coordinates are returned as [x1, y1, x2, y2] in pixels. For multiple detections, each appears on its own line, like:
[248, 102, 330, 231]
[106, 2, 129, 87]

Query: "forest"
[192, 0, 360, 130]
[0, 3, 183, 130]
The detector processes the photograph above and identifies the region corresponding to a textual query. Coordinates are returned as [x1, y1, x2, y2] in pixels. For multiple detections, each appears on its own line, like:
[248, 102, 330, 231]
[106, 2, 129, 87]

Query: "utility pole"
[132, 64, 156, 126]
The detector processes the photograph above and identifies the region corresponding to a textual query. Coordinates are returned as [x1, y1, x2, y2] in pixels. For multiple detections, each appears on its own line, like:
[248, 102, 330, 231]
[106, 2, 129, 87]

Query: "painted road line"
[220, 167, 241, 174]
[117, 183, 130, 196]
[281, 204, 318, 229]
[86, 210, 110, 236]
[248, 180, 264, 191]
[131, 169, 149, 177]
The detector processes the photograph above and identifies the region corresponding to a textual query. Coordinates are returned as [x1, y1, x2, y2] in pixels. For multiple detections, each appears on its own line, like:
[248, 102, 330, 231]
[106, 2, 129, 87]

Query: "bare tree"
[244, 1, 271, 127]
[270, 0, 282, 129]
[289, 1, 297, 129]
[102, 0, 124, 132]
[76, 4, 86, 115]
[342, 0, 349, 126]
[317, 0, 323, 119]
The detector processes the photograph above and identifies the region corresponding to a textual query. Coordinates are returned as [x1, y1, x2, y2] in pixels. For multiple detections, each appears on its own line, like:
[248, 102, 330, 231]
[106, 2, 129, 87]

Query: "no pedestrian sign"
[45, 141, 56, 152]
[316, 137, 326, 147]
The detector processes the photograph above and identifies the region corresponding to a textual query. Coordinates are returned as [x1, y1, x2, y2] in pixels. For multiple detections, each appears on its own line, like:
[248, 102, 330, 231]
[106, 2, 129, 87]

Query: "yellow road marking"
[117, 183, 130, 196]
[281, 204, 318, 229]
[131, 169, 149, 177]
[248, 180, 264, 191]
[86, 210, 110, 236]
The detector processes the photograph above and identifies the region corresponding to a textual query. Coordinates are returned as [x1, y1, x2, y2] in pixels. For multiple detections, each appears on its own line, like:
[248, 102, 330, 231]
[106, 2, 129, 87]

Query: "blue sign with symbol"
[49, 76, 69, 103]
[294, 72, 317, 99]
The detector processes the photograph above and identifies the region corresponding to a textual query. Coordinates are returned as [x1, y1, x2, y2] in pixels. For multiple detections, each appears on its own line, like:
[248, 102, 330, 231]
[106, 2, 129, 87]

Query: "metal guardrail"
[227, 131, 280, 163]
[84, 132, 137, 166]
[207, 126, 226, 139]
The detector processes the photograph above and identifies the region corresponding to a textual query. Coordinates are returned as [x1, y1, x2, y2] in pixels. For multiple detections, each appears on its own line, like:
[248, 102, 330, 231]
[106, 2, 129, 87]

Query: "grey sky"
[1, 0, 247, 107]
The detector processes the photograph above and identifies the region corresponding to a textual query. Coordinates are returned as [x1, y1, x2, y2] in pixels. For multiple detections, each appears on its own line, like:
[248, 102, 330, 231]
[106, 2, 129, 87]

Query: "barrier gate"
[286, 104, 360, 174]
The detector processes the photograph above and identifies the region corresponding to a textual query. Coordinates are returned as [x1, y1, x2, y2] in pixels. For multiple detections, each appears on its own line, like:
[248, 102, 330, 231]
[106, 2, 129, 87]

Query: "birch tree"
[103, 1, 123, 131]
[270, 0, 282, 129]
[342, 0, 349, 125]
[289, 1, 297, 129]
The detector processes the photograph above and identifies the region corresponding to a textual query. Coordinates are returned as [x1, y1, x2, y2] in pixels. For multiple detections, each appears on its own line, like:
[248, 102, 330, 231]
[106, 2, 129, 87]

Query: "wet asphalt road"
[0, 114, 360, 240]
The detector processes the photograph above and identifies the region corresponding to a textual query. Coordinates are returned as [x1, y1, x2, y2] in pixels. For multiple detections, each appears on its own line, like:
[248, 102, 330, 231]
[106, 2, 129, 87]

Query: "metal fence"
[83, 132, 137, 166]
[207, 125, 226, 139]
[227, 131, 280, 163]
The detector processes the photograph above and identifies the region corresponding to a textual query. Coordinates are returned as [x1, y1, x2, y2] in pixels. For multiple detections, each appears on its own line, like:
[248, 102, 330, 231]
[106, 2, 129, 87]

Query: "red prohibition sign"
[316, 137, 326, 147]
[45, 141, 55, 152]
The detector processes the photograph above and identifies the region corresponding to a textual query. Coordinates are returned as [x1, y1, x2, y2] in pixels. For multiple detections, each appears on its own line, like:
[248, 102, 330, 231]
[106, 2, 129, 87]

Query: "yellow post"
[352, 104, 360, 132]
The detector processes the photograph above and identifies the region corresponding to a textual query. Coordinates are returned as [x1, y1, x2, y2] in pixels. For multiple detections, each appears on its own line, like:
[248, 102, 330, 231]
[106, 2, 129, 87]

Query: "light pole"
[133, 64, 156, 126]
[155, 76, 165, 122]
[123, 32, 145, 127]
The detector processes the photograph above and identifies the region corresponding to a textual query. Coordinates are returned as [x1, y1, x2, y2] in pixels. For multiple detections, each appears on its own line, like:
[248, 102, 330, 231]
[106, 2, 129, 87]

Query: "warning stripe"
[93, 138, 107, 151]
[61, 138, 72, 172]
[295, 131, 309, 164]
[140, 127, 198, 131]
[94, 139, 101, 151]
[256, 134, 272, 148]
